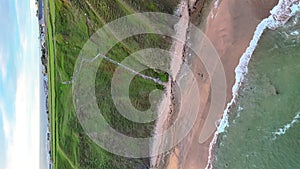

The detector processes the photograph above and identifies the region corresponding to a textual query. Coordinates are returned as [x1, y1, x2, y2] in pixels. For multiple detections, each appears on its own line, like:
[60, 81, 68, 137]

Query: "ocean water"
[213, 15, 300, 169]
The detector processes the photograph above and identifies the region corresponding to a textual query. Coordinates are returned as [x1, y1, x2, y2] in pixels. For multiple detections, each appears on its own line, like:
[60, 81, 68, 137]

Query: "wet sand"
[205, 0, 278, 101]
[157, 0, 278, 169]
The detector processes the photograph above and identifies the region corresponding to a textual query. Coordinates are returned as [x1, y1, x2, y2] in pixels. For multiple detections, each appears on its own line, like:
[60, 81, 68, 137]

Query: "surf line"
[272, 112, 300, 139]
[205, 1, 300, 169]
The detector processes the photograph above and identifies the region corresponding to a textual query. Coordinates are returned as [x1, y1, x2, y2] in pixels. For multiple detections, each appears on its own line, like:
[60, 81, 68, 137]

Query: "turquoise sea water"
[213, 15, 300, 169]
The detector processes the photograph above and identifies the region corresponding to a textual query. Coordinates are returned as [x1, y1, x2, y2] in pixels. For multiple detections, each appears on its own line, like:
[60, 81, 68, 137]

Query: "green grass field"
[45, 0, 179, 168]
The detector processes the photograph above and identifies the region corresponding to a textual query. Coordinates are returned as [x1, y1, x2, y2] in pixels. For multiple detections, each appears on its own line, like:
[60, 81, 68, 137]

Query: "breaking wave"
[272, 112, 300, 139]
[205, 1, 300, 169]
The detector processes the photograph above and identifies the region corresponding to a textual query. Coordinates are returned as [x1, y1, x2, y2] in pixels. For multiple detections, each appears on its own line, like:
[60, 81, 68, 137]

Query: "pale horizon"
[0, 0, 40, 168]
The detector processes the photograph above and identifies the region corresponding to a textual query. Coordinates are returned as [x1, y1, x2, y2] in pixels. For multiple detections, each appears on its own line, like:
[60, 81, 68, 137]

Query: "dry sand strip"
[160, 0, 279, 169]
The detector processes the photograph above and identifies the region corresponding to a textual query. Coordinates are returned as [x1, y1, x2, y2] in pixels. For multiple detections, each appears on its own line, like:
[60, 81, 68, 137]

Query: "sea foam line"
[205, 1, 300, 169]
[272, 112, 300, 139]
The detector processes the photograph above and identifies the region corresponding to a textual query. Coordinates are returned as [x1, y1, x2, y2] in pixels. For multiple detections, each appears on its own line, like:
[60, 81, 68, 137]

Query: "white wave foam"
[205, 1, 300, 169]
[268, 0, 300, 29]
[272, 112, 300, 139]
[217, 0, 300, 139]
[216, 11, 269, 135]
[238, 106, 244, 111]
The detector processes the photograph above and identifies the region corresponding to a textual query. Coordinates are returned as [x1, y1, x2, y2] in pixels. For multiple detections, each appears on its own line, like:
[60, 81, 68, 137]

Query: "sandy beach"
[182, 1, 278, 168]
[151, 0, 279, 168]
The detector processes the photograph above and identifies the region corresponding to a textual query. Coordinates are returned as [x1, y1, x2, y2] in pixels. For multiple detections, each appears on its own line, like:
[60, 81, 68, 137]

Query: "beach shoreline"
[151, 0, 293, 168]
[41, 0, 300, 168]
[207, 0, 300, 168]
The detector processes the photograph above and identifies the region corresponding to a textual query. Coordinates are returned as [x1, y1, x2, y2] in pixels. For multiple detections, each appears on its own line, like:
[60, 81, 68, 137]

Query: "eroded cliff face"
[150, 1, 192, 168]
[150, 0, 208, 168]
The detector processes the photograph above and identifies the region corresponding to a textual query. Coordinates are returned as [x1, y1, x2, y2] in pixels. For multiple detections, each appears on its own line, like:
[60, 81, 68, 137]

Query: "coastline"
[39, 0, 300, 168]
[153, 0, 297, 168]
[206, 0, 300, 168]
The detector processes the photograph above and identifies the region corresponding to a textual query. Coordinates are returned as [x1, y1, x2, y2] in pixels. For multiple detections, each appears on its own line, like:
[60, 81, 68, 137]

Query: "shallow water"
[213, 15, 300, 169]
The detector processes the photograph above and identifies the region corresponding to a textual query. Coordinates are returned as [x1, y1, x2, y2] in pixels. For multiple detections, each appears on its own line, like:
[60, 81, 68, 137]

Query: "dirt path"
[57, 146, 77, 169]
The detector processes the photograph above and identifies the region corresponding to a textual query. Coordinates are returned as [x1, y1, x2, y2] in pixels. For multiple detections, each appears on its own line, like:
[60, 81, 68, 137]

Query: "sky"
[0, 0, 40, 168]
